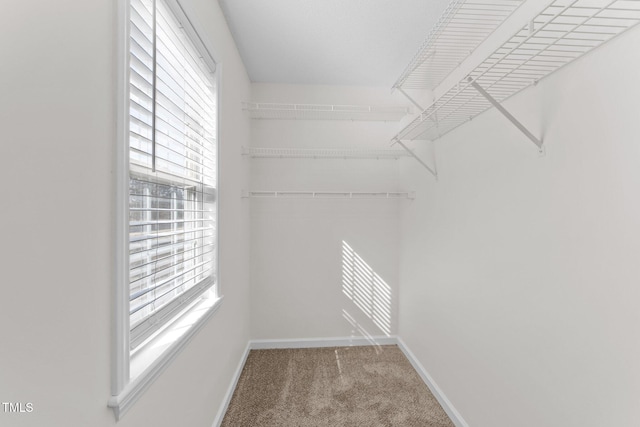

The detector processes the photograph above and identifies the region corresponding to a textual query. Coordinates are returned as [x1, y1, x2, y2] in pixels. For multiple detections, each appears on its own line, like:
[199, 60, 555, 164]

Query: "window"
[110, 0, 220, 419]
[129, 0, 217, 349]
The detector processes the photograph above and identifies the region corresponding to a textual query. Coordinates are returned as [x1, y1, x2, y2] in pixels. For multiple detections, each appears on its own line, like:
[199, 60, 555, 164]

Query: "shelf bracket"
[397, 87, 424, 112]
[396, 87, 440, 126]
[468, 77, 543, 152]
[394, 139, 437, 178]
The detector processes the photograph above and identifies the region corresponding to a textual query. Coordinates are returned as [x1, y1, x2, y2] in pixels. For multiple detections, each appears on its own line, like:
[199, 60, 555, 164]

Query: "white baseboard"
[396, 337, 469, 427]
[250, 335, 398, 349]
[213, 336, 468, 427]
[211, 341, 251, 427]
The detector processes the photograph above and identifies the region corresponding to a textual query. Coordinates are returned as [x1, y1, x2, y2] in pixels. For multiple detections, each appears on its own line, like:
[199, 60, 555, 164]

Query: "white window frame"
[109, 0, 223, 420]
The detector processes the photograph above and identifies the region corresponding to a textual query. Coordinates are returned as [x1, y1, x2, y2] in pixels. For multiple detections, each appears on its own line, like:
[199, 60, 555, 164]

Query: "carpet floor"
[221, 345, 455, 426]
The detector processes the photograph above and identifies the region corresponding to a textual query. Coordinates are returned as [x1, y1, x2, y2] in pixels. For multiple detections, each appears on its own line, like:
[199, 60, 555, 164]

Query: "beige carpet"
[221, 345, 455, 427]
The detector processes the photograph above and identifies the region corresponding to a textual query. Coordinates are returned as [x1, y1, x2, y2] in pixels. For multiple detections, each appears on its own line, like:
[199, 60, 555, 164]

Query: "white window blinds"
[128, 0, 217, 350]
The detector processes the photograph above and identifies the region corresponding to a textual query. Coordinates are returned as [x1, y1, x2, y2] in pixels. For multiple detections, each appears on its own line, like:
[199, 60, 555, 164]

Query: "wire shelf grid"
[243, 191, 416, 200]
[243, 102, 411, 121]
[394, 0, 526, 90]
[394, 0, 640, 142]
[242, 147, 412, 159]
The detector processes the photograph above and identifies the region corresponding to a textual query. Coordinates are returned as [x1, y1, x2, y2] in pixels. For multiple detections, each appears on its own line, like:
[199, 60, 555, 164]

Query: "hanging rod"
[242, 191, 416, 200]
[243, 102, 411, 121]
[393, 0, 526, 91]
[241, 147, 412, 159]
[392, 0, 640, 143]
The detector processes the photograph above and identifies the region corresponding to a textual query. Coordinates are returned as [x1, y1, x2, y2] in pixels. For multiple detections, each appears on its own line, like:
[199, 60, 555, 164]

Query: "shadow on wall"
[341, 241, 392, 339]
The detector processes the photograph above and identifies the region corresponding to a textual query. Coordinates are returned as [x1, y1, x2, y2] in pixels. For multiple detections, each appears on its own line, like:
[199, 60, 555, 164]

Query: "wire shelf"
[394, 0, 640, 142]
[243, 191, 416, 200]
[243, 102, 411, 121]
[242, 147, 412, 159]
[394, 0, 526, 90]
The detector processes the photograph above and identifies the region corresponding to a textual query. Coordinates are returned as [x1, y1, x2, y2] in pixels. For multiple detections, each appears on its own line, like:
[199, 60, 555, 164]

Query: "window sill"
[108, 292, 223, 420]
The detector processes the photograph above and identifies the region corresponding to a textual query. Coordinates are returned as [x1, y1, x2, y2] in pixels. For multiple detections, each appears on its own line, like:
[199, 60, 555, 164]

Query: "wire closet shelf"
[394, 0, 526, 90]
[242, 147, 412, 159]
[393, 0, 640, 142]
[243, 191, 415, 200]
[243, 102, 411, 121]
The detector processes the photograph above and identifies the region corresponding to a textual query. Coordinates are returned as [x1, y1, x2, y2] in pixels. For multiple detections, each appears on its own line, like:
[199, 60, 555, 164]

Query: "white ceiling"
[218, 0, 451, 87]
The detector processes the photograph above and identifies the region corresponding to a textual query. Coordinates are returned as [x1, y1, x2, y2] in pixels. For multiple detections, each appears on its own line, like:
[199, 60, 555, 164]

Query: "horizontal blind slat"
[129, 190, 216, 202]
[130, 234, 214, 258]
[128, 0, 217, 348]
[130, 242, 215, 272]
[154, 40, 215, 110]
[155, 131, 216, 166]
[130, 260, 212, 308]
[130, 265, 212, 314]
[129, 224, 213, 243]
[130, 59, 153, 89]
[130, 247, 215, 287]
[155, 8, 214, 89]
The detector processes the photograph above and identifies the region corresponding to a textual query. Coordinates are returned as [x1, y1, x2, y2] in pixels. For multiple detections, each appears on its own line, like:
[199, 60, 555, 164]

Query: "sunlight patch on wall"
[341, 241, 392, 335]
[342, 309, 384, 353]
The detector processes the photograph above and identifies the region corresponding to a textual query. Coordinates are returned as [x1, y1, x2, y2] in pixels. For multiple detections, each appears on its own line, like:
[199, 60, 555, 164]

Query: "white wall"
[398, 25, 640, 427]
[249, 84, 409, 340]
[0, 1, 251, 426]
[4, 1, 638, 425]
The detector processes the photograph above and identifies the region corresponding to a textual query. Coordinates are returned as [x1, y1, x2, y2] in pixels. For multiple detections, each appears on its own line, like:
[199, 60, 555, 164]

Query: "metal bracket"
[468, 77, 543, 152]
[393, 139, 437, 178]
[396, 87, 425, 111]
[396, 87, 440, 128]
